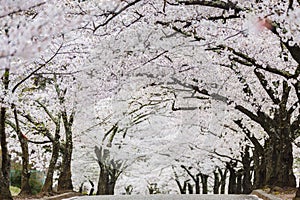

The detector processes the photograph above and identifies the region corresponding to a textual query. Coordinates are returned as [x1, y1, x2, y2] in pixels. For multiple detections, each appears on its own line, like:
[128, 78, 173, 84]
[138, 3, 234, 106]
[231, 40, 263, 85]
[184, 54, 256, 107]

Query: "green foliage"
[29, 171, 43, 195]
[9, 186, 21, 196]
[10, 169, 44, 195]
[10, 170, 22, 188]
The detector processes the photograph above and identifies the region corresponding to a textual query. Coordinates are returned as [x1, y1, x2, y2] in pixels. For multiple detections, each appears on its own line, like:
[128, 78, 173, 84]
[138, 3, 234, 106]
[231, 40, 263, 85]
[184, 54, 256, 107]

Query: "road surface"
[64, 194, 261, 200]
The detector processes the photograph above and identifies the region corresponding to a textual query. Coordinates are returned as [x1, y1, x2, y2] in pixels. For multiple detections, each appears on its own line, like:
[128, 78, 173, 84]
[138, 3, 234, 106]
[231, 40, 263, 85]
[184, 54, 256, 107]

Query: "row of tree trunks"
[14, 80, 75, 195]
[175, 165, 216, 194]
[172, 75, 297, 192]
[213, 168, 228, 194]
[175, 145, 253, 195]
[23, 109, 74, 195]
[174, 167, 228, 195]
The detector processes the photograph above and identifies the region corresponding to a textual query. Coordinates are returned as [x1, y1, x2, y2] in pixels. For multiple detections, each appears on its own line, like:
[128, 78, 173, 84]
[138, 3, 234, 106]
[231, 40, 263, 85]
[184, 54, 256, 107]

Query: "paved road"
[64, 194, 260, 200]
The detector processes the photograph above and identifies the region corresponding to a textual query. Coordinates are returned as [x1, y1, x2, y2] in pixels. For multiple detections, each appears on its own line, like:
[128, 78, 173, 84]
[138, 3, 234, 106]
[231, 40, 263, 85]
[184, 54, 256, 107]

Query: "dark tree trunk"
[95, 146, 120, 195]
[236, 170, 243, 194]
[88, 180, 94, 195]
[236, 81, 296, 188]
[173, 167, 187, 194]
[175, 179, 187, 194]
[97, 165, 109, 195]
[0, 69, 13, 200]
[253, 145, 266, 189]
[187, 183, 193, 194]
[213, 170, 220, 194]
[195, 175, 200, 194]
[264, 132, 295, 187]
[108, 180, 115, 195]
[264, 82, 296, 188]
[13, 108, 32, 195]
[180, 165, 200, 194]
[219, 168, 228, 194]
[41, 130, 60, 194]
[200, 174, 208, 194]
[227, 162, 237, 194]
[96, 166, 118, 195]
[234, 119, 264, 190]
[57, 142, 73, 191]
[58, 110, 74, 192]
[242, 145, 252, 194]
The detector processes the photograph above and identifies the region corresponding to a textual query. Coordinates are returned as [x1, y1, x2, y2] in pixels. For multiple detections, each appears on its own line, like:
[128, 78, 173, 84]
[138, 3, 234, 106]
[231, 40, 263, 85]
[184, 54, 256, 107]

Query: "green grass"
[10, 186, 21, 196]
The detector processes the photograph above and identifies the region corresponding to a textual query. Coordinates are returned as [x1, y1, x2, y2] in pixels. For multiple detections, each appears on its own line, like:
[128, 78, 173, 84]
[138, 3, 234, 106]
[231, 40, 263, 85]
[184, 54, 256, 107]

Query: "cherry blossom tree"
[55, 0, 300, 194]
[164, 0, 300, 188]
[95, 0, 299, 192]
[0, 0, 87, 198]
[1, 0, 300, 197]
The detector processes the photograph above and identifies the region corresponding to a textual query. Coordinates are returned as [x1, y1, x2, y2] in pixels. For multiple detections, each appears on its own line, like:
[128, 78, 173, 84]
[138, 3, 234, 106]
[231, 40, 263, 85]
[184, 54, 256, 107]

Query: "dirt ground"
[13, 192, 82, 200]
[262, 187, 297, 200]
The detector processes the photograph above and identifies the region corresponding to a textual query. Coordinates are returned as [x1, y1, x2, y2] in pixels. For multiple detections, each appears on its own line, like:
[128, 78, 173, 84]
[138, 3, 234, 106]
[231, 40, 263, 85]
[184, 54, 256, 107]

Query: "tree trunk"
[213, 170, 220, 194]
[95, 146, 119, 195]
[236, 170, 243, 194]
[97, 165, 109, 195]
[180, 165, 200, 194]
[57, 110, 74, 192]
[253, 147, 266, 189]
[242, 145, 252, 194]
[200, 174, 208, 194]
[219, 168, 227, 194]
[265, 87, 296, 188]
[13, 108, 32, 195]
[235, 80, 297, 188]
[227, 162, 237, 194]
[88, 180, 94, 195]
[41, 130, 60, 194]
[187, 183, 193, 194]
[195, 174, 200, 194]
[57, 143, 73, 191]
[264, 132, 295, 187]
[0, 69, 13, 200]
[175, 179, 187, 194]
[108, 179, 115, 195]
[19, 146, 31, 195]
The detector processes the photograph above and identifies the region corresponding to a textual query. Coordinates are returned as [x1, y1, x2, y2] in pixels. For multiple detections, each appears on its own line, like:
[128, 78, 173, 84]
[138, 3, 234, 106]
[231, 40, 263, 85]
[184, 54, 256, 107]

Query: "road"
[64, 194, 261, 200]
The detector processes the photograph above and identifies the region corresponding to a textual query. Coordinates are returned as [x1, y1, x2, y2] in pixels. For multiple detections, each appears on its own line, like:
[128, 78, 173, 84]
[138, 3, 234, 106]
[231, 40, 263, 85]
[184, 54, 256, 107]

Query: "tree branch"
[0, 2, 45, 19]
[177, 0, 244, 13]
[254, 68, 280, 104]
[12, 42, 63, 93]
[209, 45, 295, 79]
[35, 100, 58, 124]
[181, 165, 198, 183]
[155, 21, 205, 41]
[233, 119, 264, 155]
[93, 0, 142, 32]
